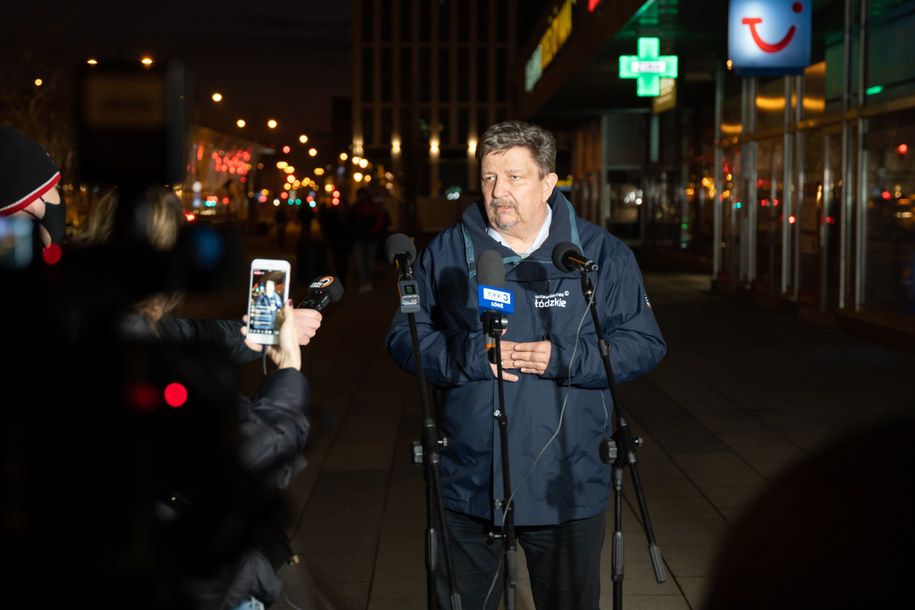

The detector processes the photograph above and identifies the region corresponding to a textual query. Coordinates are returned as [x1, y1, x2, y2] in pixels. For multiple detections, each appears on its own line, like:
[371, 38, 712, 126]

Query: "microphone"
[477, 250, 513, 363]
[297, 275, 344, 311]
[385, 232, 416, 281]
[552, 241, 598, 273]
[385, 233, 420, 313]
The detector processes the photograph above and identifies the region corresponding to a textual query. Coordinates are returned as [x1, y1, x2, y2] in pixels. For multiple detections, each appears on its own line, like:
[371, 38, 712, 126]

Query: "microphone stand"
[481, 310, 518, 610]
[576, 271, 666, 610]
[399, 274, 462, 610]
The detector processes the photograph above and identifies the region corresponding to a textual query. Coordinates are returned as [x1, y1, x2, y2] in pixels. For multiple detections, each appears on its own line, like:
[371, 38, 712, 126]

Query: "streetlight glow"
[299, 134, 308, 144]
[308, 148, 317, 157]
[211, 92, 223, 102]
[236, 119, 246, 128]
[267, 119, 277, 129]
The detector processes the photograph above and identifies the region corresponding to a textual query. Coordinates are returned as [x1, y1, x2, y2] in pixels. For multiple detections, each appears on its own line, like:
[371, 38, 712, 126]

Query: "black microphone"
[385, 233, 420, 313]
[297, 275, 344, 311]
[385, 232, 416, 281]
[477, 249, 506, 298]
[552, 241, 598, 273]
[477, 250, 513, 363]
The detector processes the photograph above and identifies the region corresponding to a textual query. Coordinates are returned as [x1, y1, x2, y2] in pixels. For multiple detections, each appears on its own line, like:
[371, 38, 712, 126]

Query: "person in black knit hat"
[0, 125, 67, 264]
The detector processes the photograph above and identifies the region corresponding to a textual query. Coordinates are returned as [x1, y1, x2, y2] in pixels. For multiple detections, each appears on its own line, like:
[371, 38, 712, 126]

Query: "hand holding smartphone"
[246, 258, 291, 345]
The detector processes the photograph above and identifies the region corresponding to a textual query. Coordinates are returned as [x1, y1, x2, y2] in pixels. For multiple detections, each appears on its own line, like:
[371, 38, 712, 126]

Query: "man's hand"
[489, 339, 552, 380]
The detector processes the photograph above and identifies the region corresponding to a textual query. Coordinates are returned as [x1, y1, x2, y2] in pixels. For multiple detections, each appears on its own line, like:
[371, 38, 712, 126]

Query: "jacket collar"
[460, 189, 583, 277]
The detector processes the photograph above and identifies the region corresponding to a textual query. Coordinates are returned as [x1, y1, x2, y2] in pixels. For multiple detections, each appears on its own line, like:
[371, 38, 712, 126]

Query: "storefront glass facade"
[707, 0, 915, 326]
[561, 0, 915, 329]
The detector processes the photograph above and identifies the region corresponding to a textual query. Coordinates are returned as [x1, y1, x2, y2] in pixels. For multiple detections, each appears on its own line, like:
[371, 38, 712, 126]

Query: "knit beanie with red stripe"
[0, 125, 61, 216]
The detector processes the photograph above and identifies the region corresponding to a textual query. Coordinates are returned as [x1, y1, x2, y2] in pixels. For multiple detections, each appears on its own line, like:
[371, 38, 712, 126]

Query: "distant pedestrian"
[318, 199, 353, 288]
[274, 204, 289, 247]
[348, 187, 384, 292]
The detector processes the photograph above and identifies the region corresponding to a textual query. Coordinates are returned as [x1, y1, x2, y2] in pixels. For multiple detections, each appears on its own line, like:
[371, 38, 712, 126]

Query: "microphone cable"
[502, 273, 597, 524]
[483, 273, 599, 608]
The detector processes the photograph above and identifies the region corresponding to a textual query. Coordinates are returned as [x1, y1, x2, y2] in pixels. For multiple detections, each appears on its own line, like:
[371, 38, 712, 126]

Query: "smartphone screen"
[246, 259, 290, 345]
[0, 216, 35, 270]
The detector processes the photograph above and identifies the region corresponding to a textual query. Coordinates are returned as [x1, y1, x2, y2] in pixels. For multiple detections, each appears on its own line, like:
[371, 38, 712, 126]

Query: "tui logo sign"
[728, 0, 811, 75]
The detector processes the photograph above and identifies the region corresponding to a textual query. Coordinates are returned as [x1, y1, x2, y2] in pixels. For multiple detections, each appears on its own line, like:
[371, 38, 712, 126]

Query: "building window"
[381, 49, 393, 103]
[363, 107, 375, 145]
[457, 49, 469, 103]
[438, 50, 450, 103]
[362, 49, 374, 102]
[381, 0, 393, 42]
[400, 48, 413, 103]
[477, 49, 488, 104]
[419, 50, 432, 103]
[362, 1, 374, 42]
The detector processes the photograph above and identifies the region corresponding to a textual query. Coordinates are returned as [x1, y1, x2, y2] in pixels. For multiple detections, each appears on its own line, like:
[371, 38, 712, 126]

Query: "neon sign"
[619, 37, 678, 97]
[525, 0, 574, 92]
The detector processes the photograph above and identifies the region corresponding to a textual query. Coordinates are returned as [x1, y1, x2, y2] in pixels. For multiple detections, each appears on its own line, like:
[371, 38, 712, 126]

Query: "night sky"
[1, 0, 352, 157]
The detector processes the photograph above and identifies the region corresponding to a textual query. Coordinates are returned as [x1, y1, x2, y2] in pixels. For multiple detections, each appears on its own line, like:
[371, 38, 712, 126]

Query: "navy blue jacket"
[386, 190, 665, 526]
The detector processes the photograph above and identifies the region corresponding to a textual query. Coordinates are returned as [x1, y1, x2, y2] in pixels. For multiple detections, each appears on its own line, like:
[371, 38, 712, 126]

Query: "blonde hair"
[77, 185, 187, 326]
[78, 186, 185, 251]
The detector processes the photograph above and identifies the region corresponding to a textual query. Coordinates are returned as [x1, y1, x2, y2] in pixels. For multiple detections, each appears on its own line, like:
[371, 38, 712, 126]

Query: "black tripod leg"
[615, 416, 667, 584]
[611, 463, 624, 610]
[408, 314, 462, 610]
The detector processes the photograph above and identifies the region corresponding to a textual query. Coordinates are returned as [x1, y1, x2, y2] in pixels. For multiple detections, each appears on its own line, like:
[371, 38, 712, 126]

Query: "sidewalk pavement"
[186, 225, 915, 609]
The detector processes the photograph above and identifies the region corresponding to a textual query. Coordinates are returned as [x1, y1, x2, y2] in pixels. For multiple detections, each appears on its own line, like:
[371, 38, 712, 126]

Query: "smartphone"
[0, 216, 34, 270]
[246, 258, 291, 345]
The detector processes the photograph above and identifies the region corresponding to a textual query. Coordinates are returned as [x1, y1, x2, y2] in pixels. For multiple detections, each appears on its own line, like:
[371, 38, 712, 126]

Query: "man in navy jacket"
[386, 121, 666, 609]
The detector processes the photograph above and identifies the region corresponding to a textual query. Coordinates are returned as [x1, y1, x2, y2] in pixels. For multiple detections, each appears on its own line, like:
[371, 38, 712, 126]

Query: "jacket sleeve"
[385, 245, 493, 388]
[545, 247, 666, 387]
[237, 368, 310, 490]
[161, 316, 262, 365]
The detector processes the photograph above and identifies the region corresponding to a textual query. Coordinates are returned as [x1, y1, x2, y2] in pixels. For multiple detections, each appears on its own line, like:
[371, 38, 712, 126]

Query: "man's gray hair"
[476, 120, 556, 179]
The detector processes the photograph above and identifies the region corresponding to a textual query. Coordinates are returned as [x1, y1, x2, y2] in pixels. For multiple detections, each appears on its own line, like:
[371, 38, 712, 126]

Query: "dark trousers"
[436, 510, 606, 610]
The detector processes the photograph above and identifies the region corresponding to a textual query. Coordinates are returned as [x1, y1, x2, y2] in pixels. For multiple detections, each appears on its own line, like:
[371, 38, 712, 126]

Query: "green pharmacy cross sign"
[619, 37, 678, 97]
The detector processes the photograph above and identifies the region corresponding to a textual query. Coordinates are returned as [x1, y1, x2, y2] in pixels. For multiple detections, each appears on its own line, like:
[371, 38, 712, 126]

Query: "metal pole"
[713, 62, 723, 287]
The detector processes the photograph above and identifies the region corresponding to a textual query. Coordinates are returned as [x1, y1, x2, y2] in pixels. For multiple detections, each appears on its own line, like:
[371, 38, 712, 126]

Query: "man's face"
[265, 280, 276, 295]
[481, 146, 557, 239]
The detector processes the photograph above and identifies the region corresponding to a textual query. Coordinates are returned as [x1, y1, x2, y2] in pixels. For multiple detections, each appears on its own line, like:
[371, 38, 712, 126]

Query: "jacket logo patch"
[534, 291, 570, 308]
